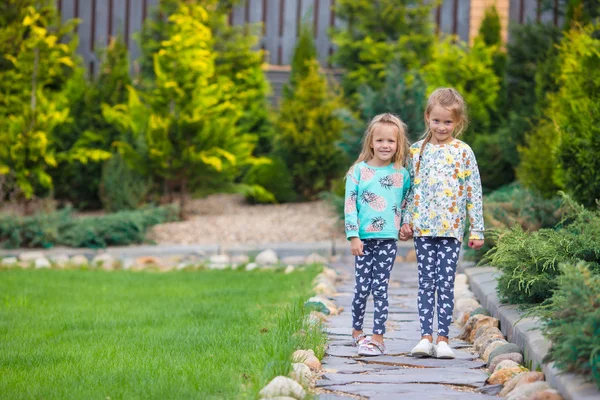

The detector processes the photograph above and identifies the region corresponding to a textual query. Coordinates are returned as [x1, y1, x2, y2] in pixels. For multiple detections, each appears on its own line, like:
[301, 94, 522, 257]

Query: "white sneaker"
[433, 341, 455, 359]
[410, 339, 433, 357]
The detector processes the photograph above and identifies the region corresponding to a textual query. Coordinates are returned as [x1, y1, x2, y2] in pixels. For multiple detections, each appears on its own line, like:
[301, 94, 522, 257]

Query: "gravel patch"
[148, 194, 346, 245]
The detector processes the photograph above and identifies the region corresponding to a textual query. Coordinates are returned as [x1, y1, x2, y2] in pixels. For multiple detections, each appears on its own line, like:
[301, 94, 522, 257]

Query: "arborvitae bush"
[540, 262, 600, 388]
[503, 23, 561, 168]
[517, 119, 562, 198]
[331, 0, 435, 97]
[471, 133, 514, 191]
[338, 61, 426, 161]
[99, 153, 152, 212]
[275, 60, 345, 199]
[284, 22, 317, 99]
[243, 157, 296, 204]
[477, 5, 507, 132]
[552, 25, 600, 208]
[422, 36, 499, 145]
[52, 37, 131, 210]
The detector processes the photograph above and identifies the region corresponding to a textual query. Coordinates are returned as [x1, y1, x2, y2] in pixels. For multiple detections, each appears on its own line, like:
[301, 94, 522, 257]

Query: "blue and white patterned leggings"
[351, 239, 397, 335]
[415, 236, 461, 337]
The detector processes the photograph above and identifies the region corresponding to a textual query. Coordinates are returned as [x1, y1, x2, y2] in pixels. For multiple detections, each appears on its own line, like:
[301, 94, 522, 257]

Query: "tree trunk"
[179, 179, 188, 220]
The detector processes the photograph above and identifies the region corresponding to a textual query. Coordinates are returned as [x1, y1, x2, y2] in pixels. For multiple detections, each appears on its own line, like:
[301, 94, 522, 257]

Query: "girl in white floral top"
[400, 88, 484, 360]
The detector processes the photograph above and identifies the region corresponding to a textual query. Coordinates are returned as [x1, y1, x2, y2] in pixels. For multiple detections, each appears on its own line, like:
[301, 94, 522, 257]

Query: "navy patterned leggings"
[414, 236, 461, 337]
[351, 239, 397, 335]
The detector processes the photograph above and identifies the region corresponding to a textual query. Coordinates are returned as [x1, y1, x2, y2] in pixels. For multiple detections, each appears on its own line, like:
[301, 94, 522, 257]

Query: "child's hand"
[468, 239, 484, 250]
[399, 224, 413, 241]
[350, 237, 364, 256]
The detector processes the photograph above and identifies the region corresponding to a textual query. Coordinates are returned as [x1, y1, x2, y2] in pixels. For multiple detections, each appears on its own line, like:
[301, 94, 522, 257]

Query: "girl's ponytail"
[415, 131, 432, 177]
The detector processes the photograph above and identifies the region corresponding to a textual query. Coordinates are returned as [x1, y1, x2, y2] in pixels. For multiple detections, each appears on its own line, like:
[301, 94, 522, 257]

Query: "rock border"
[460, 263, 599, 400]
[0, 249, 332, 274]
[258, 266, 341, 399]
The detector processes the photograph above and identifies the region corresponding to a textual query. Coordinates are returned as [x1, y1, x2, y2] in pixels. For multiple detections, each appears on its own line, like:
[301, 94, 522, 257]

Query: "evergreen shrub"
[275, 60, 345, 199]
[540, 262, 600, 388]
[552, 25, 600, 208]
[482, 195, 600, 305]
[0, 205, 178, 249]
[243, 157, 296, 204]
[99, 153, 152, 212]
[59, 206, 178, 248]
[464, 183, 563, 262]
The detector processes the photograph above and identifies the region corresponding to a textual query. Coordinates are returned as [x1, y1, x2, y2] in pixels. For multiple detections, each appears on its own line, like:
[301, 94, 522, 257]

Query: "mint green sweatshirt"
[344, 161, 411, 240]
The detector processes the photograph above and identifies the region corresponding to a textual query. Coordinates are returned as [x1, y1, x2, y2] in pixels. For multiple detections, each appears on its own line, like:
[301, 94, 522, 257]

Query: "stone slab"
[355, 356, 486, 369]
[320, 355, 358, 368]
[325, 342, 415, 357]
[320, 383, 497, 400]
[319, 367, 489, 387]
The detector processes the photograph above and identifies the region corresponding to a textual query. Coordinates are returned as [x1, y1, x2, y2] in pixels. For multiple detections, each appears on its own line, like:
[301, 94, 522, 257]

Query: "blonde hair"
[352, 113, 409, 171]
[416, 88, 469, 175]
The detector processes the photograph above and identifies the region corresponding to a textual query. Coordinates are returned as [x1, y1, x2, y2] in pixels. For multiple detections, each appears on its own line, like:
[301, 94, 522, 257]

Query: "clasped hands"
[399, 224, 485, 250]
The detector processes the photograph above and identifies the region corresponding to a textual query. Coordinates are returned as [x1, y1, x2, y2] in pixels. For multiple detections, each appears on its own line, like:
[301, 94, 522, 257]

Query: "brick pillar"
[469, 0, 510, 46]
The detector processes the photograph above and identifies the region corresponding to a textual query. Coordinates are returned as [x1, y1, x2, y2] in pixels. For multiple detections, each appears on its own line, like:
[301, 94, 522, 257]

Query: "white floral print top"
[402, 139, 484, 241]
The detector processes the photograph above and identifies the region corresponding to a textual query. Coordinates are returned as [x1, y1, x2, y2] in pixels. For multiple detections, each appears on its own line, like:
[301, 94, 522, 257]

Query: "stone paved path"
[316, 255, 497, 400]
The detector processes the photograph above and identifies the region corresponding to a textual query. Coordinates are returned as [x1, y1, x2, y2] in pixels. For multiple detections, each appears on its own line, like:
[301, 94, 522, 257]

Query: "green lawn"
[0, 266, 324, 399]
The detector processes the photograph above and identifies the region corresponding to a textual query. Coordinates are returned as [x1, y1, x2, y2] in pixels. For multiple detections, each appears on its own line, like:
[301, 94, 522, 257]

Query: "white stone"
[231, 255, 249, 264]
[258, 376, 306, 399]
[18, 251, 45, 261]
[70, 255, 89, 266]
[313, 282, 335, 296]
[1, 257, 18, 266]
[208, 263, 228, 270]
[455, 298, 480, 313]
[122, 258, 135, 270]
[176, 262, 191, 271]
[245, 262, 259, 271]
[281, 256, 306, 265]
[210, 254, 230, 264]
[284, 265, 295, 274]
[256, 249, 278, 265]
[91, 254, 116, 271]
[304, 253, 328, 265]
[289, 362, 312, 385]
[321, 267, 338, 281]
[454, 289, 477, 300]
[34, 258, 51, 269]
[455, 274, 468, 285]
[49, 254, 70, 268]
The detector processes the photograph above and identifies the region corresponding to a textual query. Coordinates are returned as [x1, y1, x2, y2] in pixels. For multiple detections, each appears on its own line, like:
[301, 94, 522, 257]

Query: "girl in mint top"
[344, 161, 410, 240]
[344, 113, 411, 357]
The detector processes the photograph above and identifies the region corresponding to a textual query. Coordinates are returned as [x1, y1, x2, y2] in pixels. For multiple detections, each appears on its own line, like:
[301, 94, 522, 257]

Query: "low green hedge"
[540, 262, 600, 389]
[464, 183, 563, 262]
[482, 194, 600, 305]
[0, 205, 179, 249]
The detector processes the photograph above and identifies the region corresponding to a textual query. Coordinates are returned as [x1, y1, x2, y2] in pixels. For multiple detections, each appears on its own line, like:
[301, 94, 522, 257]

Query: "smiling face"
[369, 123, 398, 166]
[426, 105, 457, 145]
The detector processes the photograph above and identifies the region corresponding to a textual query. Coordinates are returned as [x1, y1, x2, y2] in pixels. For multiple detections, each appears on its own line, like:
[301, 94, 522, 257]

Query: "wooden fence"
[56, 0, 563, 74]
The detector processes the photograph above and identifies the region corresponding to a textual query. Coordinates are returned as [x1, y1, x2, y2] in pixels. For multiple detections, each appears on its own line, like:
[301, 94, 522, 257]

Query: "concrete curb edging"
[460, 263, 599, 400]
